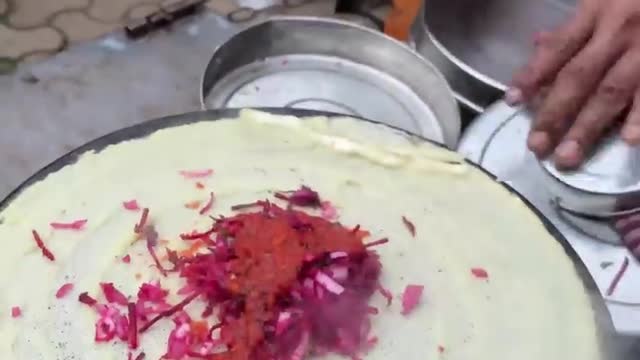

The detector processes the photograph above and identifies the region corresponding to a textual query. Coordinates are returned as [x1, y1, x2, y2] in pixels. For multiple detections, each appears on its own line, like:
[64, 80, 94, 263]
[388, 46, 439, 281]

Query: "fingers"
[622, 91, 640, 144]
[528, 29, 627, 159]
[508, 4, 598, 103]
[553, 49, 640, 168]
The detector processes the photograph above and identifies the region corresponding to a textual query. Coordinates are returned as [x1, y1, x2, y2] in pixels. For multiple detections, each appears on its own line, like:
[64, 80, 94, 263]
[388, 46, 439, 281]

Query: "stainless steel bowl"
[413, 0, 575, 112]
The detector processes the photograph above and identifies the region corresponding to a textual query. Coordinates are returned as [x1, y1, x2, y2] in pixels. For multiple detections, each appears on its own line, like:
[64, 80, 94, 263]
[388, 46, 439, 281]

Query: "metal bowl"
[200, 16, 461, 148]
[413, 0, 575, 112]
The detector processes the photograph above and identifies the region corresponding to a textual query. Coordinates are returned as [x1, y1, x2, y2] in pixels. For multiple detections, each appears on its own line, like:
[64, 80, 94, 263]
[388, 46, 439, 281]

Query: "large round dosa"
[0, 109, 603, 359]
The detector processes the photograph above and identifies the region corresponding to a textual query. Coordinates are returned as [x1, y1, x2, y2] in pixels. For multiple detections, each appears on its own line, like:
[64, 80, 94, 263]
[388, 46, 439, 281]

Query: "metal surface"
[0, 107, 622, 357]
[541, 132, 640, 218]
[413, 0, 575, 112]
[201, 17, 461, 148]
[557, 207, 623, 246]
[458, 100, 640, 336]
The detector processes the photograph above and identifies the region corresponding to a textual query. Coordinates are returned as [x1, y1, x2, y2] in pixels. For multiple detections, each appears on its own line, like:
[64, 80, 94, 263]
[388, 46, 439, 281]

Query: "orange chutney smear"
[214, 211, 367, 359]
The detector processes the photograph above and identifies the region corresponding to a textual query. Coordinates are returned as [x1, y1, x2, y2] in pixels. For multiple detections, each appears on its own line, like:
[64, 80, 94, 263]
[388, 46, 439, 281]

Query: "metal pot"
[413, 0, 576, 113]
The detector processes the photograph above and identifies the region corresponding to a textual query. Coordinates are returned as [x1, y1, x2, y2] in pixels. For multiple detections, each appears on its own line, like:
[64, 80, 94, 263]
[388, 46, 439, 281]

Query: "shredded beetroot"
[365, 238, 389, 248]
[134, 208, 149, 234]
[50, 219, 87, 230]
[179, 228, 215, 241]
[275, 185, 322, 207]
[471, 268, 489, 279]
[142, 225, 169, 277]
[196, 182, 205, 189]
[56, 283, 74, 299]
[402, 216, 416, 237]
[32, 230, 55, 261]
[135, 353, 146, 360]
[179, 169, 214, 179]
[11, 306, 21, 318]
[606, 257, 630, 296]
[377, 284, 393, 306]
[122, 254, 131, 264]
[79, 292, 98, 306]
[123, 200, 141, 211]
[199, 192, 215, 215]
[101, 283, 129, 306]
[128, 302, 138, 349]
[401, 284, 424, 315]
[140, 292, 201, 333]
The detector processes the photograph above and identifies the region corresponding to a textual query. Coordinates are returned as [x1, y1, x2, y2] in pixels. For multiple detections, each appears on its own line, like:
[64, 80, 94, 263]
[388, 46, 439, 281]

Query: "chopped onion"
[123, 200, 140, 211]
[55, 283, 74, 299]
[315, 271, 345, 295]
[401, 284, 424, 315]
[471, 268, 489, 279]
[100, 283, 129, 306]
[11, 306, 21, 318]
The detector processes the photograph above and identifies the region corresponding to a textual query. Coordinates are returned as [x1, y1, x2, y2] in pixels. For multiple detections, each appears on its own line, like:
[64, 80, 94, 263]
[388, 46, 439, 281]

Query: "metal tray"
[0, 108, 621, 358]
[200, 17, 461, 149]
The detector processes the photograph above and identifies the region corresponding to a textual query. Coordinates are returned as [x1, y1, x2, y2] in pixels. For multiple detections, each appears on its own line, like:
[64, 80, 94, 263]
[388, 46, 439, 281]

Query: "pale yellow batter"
[0, 110, 602, 359]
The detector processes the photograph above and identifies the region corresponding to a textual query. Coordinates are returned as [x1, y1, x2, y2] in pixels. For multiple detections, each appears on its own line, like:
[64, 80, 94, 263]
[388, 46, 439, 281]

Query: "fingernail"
[527, 131, 550, 154]
[622, 125, 640, 144]
[504, 88, 523, 106]
[554, 140, 582, 167]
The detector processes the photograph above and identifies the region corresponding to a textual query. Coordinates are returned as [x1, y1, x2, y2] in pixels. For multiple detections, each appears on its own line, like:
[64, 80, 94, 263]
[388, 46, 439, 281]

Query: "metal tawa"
[458, 101, 640, 336]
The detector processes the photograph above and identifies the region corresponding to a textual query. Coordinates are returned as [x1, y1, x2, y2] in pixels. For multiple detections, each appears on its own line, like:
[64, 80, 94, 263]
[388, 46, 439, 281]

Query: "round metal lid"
[542, 133, 640, 195]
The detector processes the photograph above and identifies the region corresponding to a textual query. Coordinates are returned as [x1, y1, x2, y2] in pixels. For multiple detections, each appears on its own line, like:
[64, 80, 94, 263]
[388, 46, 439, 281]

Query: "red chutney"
[211, 210, 368, 360]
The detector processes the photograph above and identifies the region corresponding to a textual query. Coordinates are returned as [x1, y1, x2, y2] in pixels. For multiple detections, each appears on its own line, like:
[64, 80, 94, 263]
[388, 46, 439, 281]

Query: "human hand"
[508, 0, 640, 169]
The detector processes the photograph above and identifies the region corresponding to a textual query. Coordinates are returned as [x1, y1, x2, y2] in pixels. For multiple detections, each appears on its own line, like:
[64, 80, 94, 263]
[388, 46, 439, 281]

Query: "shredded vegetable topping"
[179, 169, 214, 179]
[11, 306, 22, 318]
[32, 230, 55, 261]
[401, 216, 416, 238]
[123, 200, 141, 211]
[606, 257, 629, 296]
[56, 283, 74, 299]
[471, 268, 489, 280]
[50, 219, 87, 230]
[401, 285, 424, 315]
[80, 186, 391, 360]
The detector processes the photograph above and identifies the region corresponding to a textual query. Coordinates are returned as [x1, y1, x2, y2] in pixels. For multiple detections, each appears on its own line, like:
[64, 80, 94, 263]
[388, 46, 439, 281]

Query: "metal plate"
[201, 17, 461, 149]
[458, 101, 640, 338]
[0, 107, 622, 357]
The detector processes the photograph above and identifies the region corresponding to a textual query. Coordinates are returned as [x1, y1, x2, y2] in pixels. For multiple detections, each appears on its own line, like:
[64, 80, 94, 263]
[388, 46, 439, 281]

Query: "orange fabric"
[384, 0, 422, 41]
